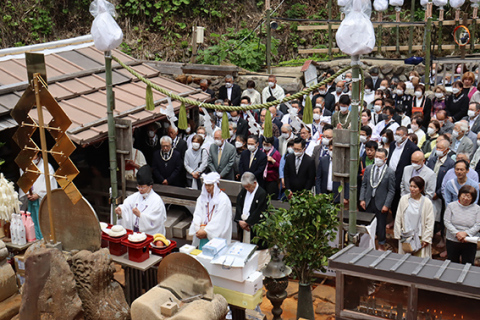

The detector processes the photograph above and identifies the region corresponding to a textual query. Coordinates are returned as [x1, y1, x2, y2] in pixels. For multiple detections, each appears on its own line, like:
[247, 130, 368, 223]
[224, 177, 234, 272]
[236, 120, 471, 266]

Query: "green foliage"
[285, 3, 307, 19]
[253, 191, 340, 284]
[197, 27, 279, 72]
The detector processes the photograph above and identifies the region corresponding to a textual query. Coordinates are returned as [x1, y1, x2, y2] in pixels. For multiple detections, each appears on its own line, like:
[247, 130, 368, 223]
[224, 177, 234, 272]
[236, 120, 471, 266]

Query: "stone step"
[172, 217, 192, 239]
[165, 209, 186, 239]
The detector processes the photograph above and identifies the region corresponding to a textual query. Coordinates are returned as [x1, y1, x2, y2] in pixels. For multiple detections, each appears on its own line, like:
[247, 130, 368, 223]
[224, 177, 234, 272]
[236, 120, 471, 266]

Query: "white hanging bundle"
[389, 0, 404, 7]
[433, 0, 448, 8]
[90, 0, 124, 51]
[336, 0, 375, 56]
[0, 173, 20, 221]
[373, 0, 389, 12]
[450, 0, 465, 7]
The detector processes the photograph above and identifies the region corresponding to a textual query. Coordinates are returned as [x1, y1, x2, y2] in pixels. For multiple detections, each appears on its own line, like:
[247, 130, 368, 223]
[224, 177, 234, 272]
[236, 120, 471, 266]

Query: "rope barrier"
[111, 55, 360, 112]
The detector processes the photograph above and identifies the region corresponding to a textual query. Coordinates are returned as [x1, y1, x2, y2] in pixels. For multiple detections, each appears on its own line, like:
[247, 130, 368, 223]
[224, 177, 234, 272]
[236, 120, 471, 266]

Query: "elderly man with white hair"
[152, 135, 184, 186]
[450, 121, 474, 159]
[218, 74, 242, 106]
[189, 172, 233, 249]
[278, 124, 295, 155]
[262, 74, 285, 103]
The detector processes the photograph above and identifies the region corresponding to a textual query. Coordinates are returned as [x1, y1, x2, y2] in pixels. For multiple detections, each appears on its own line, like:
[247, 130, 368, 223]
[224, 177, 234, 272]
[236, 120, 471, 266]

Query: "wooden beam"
[181, 64, 239, 77]
[298, 43, 480, 54]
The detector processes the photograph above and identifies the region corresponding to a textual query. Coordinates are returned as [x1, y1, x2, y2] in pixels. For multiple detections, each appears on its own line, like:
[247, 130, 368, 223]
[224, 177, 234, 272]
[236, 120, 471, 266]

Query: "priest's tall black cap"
[136, 165, 154, 185]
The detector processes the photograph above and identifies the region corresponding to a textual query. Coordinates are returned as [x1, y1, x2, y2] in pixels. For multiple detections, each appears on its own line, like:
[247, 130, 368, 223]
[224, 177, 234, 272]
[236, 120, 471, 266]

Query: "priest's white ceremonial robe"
[118, 190, 166, 235]
[189, 191, 233, 247]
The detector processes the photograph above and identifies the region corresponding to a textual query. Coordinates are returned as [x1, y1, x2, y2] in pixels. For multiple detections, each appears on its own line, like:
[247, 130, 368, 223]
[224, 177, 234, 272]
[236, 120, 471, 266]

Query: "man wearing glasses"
[115, 165, 167, 235]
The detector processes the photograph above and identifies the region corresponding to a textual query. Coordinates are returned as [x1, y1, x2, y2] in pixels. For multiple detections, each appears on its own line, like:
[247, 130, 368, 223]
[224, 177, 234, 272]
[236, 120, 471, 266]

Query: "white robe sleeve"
[189, 197, 206, 247]
[137, 193, 166, 235]
[204, 193, 232, 244]
[118, 193, 137, 230]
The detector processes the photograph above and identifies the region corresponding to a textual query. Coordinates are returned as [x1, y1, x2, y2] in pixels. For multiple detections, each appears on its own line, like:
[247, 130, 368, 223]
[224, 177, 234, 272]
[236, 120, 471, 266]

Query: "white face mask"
[231, 116, 239, 121]
[247, 88, 254, 93]
[192, 142, 200, 150]
[436, 149, 445, 157]
[372, 76, 378, 81]
[148, 131, 156, 138]
[412, 163, 422, 170]
[294, 151, 303, 157]
[313, 113, 321, 121]
[319, 90, 326, 95]
[229, 130, 234, 136]
[414, 91, 423, 98]
[468, 110, 476, 118]
[287, 147, 294, 154]
[186, 127, 191, 133]
[322, 137, 331, 146]
[336, 87, 343, 93]
[217, 112, 223, 118]
[282, 132, 290, 139]
[315, 103, 323, 108]
[268, 82, 275, 88]
[409, 75, 414, 81]
[452, 130, 459, 139]
[225, 83, 233, 88]
[435, 92, 444, 99]
[340, 106, 349, 113]
[394, 134, 403, 143]
[411, 124, 418, 132]
[214, 139, 223, 146]
[360, 135, 367, 143]
[198, 133, 205, 139]
[375, 157, 384, 167]
[452, 88, 460, 94]
[381, 136, 388, 144]
[477, 140, 480, 147]
[240, 104, 248, 107]
[427, 127, 435, 135]
[374, 105, 382, 113]
[396, 89, 404, 96]
[248, 145, 256, 152]
[263, 145, 271, 151]
[365, 89, 372, 95]
[379, 86, 386, 90]
[235, 141, 243, 148]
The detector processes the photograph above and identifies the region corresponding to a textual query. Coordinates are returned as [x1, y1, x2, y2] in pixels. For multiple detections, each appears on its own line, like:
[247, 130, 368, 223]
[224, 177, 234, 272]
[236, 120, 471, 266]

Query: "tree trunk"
[296, 282, 314, 320]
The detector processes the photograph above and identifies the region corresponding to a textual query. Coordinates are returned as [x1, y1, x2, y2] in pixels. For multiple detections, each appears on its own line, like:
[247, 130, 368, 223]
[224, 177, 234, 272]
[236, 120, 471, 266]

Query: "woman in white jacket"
[394, 176, 435, 258]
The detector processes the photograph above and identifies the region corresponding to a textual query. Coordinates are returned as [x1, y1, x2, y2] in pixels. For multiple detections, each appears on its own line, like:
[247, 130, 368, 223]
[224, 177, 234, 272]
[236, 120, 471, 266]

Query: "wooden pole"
[438, 9, 444, 51]
[471, 9, 477, 53]
[461, 13, 468, 59]
[33, 74, 56, 243]
[191, 25, 197, 64]
[396, 9, 401, 55]
[408, 0, 416, 55]
[378, 12, 383, 55]
[328, 0, 333, 59]
[424, 2, 432, 91]
[266, 8, 272, 74]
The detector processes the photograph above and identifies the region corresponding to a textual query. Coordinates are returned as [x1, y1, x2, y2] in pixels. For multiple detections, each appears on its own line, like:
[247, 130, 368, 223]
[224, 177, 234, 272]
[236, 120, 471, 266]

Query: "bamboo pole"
[328, 0, 333, 59]
[408, 0, 416, 55]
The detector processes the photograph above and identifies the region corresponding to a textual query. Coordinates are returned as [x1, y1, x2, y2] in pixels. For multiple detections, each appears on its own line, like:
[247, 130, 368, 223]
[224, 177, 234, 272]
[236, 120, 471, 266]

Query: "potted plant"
[254, 191, 340, 320]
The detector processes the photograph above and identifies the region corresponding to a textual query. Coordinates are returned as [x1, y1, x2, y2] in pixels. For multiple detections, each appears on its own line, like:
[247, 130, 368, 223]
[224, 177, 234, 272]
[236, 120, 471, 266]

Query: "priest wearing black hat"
[115, 165, 167, 235]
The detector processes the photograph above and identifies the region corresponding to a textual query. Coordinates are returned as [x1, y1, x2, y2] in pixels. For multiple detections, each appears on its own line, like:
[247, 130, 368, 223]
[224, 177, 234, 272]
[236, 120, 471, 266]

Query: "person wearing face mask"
[18, 153, 58, 240]
[312, 83, 336, 112]
[379, 79, 389, 91]
[431, 85, 447, 117]
[410, 84, 432, 125]
[461, 71, 477, 100]
[419, 120, 440, 158]
[199, 79, 215, 100]
[463, 102, 480, 134]
[311, 103, 331, 140]
[207, 130, 236, 180]
[152, 136, 184, 187]
[226, 122, 237, 145]
[315, 141, 349, 204]
[278, 124, 295, 155]
[372, 98, 385, 126]
[238, 135, 268, 184]
[372, 106, 400, 142]
[369, 67, 382, 90]
[405, 71, 420, 90]
[260, 136, 281, 198]
[446, 81, 469, 122]
[218, 75, 242, 106]
[184, 134, 209, 189]
[393, 82, 412, 116]
[409, 116, 425, 145]
[229, 109, 249, 138]
[450, 121, 474, 158]
[421, 63, 443, 86]
[360, 148, 396, 251]
[241, 80, 261, 106]
[332, 95, 352, 129]
[330, 80, 347, 104]
[299, 126, 317, 157]
[435, 110, 454, 135]
[262, 75, 285, 104]
[469, 80, 480, 105]
[380, 129, 394, 149]
[387, 126, 420, 225]
[278, 140, 295, 200]
[400, 151, 436, 201]
[284, 137, 316, 194]
[359, 126, 372, 159]
[137, 122, 162, 166]
[363, 79, 375, 106]
[234, 135, 247, 180]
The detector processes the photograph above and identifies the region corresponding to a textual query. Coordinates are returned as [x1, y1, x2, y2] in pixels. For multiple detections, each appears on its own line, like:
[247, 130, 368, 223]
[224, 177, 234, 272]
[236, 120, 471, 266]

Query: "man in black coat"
[199, 79, 216, 101]
[229, 110, 249, 138]
[152, 136, 184, 187]
[235, 172, 268, 250]
[284, 137, 316, 193]
[218, 75, 242, 106]
[239, 135, 268, 184]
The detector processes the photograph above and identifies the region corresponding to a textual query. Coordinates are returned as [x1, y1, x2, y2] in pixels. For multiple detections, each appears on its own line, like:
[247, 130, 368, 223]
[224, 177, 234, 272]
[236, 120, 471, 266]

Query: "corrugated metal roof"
[0, 39, 209, 146]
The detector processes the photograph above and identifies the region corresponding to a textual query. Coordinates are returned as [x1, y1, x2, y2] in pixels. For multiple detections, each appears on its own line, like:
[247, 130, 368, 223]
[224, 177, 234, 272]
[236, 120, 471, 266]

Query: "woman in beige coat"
[394, 176, 435, 258]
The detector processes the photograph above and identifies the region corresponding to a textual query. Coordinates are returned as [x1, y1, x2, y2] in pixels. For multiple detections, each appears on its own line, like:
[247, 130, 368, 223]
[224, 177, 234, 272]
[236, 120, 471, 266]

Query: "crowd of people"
[115, 69, 480, 264]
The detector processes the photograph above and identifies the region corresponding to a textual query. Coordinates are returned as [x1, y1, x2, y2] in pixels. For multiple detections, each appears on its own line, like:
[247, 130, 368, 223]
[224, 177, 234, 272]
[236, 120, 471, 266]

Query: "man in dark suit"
[312, 83, 336, 112]
[168, 126, 187, 159]
[229, 110, 249, 138]
[136, 122, 161, 166]
[370, 67, 382, 90]
[284, 137, 316, 193]
[199, 79, 215, 101]
[239, 135, 268, 184]
[235, 172, 268, 251]
[218, 75, 242, 106]
[387, 126, 420, 222]
[463, 102, 480, 134]
[152, 136, 184, 187]
[360, 148, 396, 251]
[315, 141, 349, 204]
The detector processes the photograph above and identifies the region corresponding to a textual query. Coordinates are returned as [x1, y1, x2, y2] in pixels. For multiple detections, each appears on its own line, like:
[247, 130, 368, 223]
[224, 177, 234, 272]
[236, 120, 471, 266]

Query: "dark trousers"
[446, 240, 477, 265]
[366, 198, 387, 245]
[265, 180, 279, 199]
[391, 192, 401, 219]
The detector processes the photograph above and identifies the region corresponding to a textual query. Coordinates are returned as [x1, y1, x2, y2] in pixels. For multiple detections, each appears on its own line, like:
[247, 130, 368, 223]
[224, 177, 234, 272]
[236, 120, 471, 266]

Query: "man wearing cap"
[189, 172, 233, 249]
[115, 165, 167, 235]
